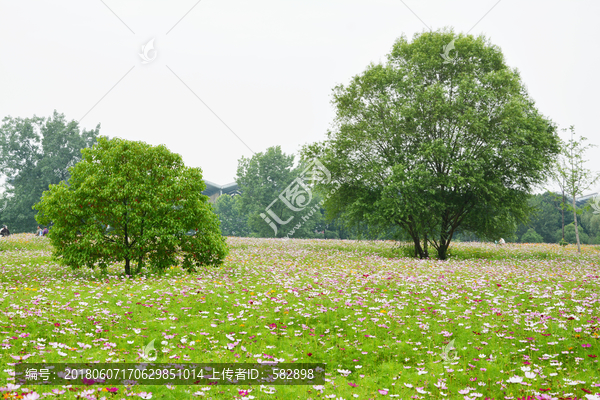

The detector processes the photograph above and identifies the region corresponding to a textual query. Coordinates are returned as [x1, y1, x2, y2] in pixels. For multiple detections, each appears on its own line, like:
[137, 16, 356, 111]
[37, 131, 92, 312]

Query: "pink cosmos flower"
[0, 384, 21, 392]
[10, 354, 31, 360]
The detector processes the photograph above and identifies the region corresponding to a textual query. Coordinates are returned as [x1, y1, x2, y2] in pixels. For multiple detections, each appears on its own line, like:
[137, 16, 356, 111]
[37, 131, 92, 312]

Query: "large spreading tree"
[0, 111, 99, 232]
[34, 137, 228, 275]
[303, 30, 561, 259]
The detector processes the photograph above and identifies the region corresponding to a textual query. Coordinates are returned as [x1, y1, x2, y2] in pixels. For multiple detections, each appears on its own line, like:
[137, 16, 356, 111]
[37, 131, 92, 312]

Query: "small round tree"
[520, 228, 544, 243]
[34, 137, 228, 275]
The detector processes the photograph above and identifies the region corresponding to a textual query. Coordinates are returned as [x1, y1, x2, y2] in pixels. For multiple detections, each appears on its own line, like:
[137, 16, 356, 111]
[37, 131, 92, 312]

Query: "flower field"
[0, 234, 599, 400]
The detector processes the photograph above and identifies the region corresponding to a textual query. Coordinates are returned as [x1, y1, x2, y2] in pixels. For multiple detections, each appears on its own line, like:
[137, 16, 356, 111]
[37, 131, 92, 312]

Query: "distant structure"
[575, 193, 598, 205]
[563, 192, 598, 206]
[202, 180, 239, 203]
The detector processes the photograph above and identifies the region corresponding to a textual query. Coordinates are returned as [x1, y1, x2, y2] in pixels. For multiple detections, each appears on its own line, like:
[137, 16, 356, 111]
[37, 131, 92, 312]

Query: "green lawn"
[0, 234, 599, 400]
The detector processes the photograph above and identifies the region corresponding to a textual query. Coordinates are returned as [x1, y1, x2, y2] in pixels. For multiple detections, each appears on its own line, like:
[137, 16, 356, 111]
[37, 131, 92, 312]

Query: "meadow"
[0, 234, 599, 400]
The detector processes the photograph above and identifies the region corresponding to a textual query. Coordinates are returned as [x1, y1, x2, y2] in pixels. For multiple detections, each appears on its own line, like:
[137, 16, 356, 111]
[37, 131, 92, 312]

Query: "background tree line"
[214, 145, 600, 245]
[0, 111, 99, 232]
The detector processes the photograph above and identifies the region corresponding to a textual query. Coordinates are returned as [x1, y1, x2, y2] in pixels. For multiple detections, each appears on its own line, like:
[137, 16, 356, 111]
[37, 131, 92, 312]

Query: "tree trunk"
[405, 221, 425, 258]
[407, 229, 425, 258]
[437, 234, 449, 260]
[561, 190, 565, 240]
[124, 258, 131, 276]
[437, 244, 448, 261]
[412, 236, 425, 258]
[572, 195, 581, 253]
[423, 233, 429, 259]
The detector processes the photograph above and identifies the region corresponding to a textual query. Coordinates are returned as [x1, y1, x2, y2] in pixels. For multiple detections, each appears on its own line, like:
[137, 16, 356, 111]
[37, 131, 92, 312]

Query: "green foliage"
[552, 126, 599, 252]
[580, 208, 600, 242]
[512, 192, 600, 244]
[34, 137, 228, 275]
[214, 194, 250, 237]
[236, 146, 322, 238]
[524, 192, 565, 242]
[303, 29, 560, 260]
[0, 111, 99, 232]
[520, 228, 544, 243]
[555, 223, 590, 245]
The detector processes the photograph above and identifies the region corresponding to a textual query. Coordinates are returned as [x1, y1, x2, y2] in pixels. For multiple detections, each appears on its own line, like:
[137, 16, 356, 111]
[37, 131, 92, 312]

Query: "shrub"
[521, 228, 544, 243]
[34, 137, 228, 275]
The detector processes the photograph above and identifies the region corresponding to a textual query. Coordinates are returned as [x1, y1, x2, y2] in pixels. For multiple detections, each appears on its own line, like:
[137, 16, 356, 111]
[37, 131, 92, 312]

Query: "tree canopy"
[0, 111, 99, 232]
[34, 137, 228, 275]
[214, 194, 250, 237]
[236, 146, 323, 238]
[303, 30, 561, 259]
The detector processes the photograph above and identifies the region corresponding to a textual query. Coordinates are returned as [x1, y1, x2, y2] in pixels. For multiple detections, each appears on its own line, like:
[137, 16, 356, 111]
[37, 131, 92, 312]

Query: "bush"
[521, 228, 544, 243]
[554, 223, 590, 244]
[34, 137, 228, 275]
[324, 230, 339, 239]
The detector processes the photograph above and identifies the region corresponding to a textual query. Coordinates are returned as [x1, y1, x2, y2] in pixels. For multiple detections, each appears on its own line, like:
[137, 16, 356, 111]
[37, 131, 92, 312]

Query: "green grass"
[0, 233, 53, 252]
[0, 234, 599, 399]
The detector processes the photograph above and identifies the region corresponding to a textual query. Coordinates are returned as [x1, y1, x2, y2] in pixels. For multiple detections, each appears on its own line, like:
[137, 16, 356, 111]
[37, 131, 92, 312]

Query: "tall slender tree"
[553, 126, 599, 252]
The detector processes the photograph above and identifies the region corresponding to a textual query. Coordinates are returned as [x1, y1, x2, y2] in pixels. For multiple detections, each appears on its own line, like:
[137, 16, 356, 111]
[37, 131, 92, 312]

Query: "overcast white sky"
[1, 0, 599, 195]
